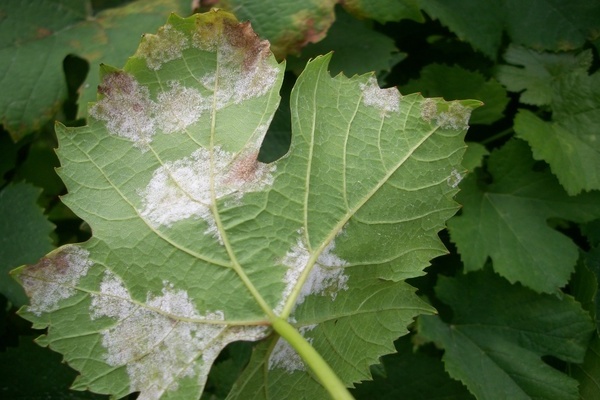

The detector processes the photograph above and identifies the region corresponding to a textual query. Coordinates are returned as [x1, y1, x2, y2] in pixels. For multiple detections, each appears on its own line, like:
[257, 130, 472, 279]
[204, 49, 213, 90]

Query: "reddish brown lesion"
[97, 71, 137, 98]
[223, 20, 271, 70]
[35, 27, 53, 39]
[228, 151, 260, 183]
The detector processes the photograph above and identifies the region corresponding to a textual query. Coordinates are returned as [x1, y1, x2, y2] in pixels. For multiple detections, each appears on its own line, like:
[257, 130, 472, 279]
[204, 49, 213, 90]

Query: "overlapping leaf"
[418, 269, 595, 400]
[13, 11, 479, 399]
[448, 139, 600, 293]
[0, 0, 190, 140]
[421, 0, 600, 59]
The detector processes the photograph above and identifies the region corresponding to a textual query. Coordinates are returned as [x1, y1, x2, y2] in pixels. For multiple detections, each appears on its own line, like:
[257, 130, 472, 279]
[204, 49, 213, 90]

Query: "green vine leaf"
[418, 269, 595, 400]
[0, 0, 190, 141]
[421, 0, 600, 59]
[448, 139, 600, 293]
[12, 11, 479, 399]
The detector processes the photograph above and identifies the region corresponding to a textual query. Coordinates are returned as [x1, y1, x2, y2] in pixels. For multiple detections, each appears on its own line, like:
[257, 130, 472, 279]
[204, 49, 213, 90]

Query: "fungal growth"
[276, 234, 349, 314]
[20, 245, 93, 316]
[447, 169, 464, 188]
[90, 271, 268, 398]
[137, 23, 189, 70]
[90, 74, 207, 150]
[421, 99, 472, 131]
[140, 147, 275, 229]
[360, 76, 401, 115]
[269, 324, 317, 373]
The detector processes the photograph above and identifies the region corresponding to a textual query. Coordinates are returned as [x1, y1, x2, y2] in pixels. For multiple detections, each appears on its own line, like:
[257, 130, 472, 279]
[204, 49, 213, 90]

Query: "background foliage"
[1, 0, 599, 398]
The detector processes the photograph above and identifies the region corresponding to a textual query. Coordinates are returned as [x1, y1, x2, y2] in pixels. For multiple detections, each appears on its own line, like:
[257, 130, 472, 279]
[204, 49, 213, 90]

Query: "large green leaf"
[448, 139, 600, 293]
[421, 0, 600, 59]
[13, 11, 479, 399]
[418, 269, 595, 400]
[0, 0, 190, 141]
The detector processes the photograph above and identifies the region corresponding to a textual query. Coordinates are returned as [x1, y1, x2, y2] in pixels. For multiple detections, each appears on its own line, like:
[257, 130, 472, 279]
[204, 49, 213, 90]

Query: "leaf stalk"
[271, 317, 355, 400]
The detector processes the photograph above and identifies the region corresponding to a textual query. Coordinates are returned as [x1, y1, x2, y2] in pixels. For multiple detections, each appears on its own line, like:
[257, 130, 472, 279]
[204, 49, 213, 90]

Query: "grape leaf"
[0, 0, 190, 141]
[496, 45, 593, 106]
[448, 139, 600, 293]
[341, 0, 423, 23]
[12, 11, 479, 399]
[418, 269, 595, 400]
[513, 68, 600, 195]
[207, 0, 421, 59]
[402, 63, 509, 125]
[286, 7, 404, 78]
[207, 0, 337, 58]
[0, 182, 54, 306]
[571, 333, 600, 400]
[351, 335, 474, 400]
[421, 0, 600, 59]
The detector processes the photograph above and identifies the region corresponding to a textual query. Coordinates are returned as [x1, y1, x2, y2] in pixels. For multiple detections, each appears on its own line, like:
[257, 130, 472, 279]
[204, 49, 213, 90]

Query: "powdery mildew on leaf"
[91, 271, 268, 399]
[90, 74, 207, 150]
[140, 147, 275, 228]
[276, 233, 349, 314]
[359, 76, 401, 115]
[20, 245, 93, 316]
[268, 324, 318, 373]
[137, 24, 189, 71]
[447, 169, 464, 188]
[421, 99, 472, 130]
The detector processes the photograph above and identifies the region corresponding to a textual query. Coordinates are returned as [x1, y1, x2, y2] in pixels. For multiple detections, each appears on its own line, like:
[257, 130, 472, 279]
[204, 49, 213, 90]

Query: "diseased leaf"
[402, 63, 509, 125]
[286, 7, 404, 78]
[448, 139, 600, 293]
[0, 0, 190, 140]
[421, 0, 600, 59]
[12, 11, 479, 399]
[496, 45, 593, 106]
[0, 182, 54, 306]
[342, 0, 423, 23]
[418, 269, 595, 400]
[208, 0, 337, 59]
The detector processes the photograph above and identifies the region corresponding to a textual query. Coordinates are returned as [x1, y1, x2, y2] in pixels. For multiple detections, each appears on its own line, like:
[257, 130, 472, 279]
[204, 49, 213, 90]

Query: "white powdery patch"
[268, 324, 317, 373]
[199, 41, 279, 110]
[447, 169, 464, 188]
[437, 101, 472, 130]
[360, 76, 401, 115]
[90, 272, 268, 399]
[22, 245, 93, 316]
[421, 99, 471, 131]
[137, 24, 190, 71]
[140, 147, 275, 228]
[90, 74, 157, 149]
[90, 74, 207, 151]
[276, 234, 349, 314]
[157, 81, 208, 134]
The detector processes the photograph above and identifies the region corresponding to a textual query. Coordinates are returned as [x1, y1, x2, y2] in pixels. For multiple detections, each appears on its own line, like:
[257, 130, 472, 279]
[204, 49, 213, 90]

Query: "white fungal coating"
[90, 74, 207, 150]
[276, 233, 349, 314]
[360, 76, 401, 115]
[90, 272, 268, 399]
[421, 99, 471, 131]
[268, 324, 317, 373]
[137, 24, 189, 71]
[21, 245, 93, 316]
[139, 147, 275, 228]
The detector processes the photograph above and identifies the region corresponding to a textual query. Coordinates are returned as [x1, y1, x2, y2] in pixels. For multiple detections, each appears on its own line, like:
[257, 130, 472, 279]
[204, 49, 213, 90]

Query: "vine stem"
[271, 317, 355, 400]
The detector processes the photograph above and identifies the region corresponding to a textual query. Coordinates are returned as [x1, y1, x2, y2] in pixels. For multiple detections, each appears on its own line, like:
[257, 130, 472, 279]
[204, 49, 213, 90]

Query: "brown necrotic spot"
[20, 245, 93, 316]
